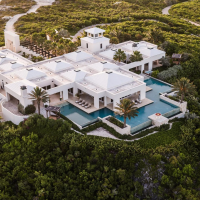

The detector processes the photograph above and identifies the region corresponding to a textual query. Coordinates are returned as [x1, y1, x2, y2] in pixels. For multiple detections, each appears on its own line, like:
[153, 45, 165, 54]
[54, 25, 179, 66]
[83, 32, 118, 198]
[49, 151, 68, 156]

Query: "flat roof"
[85, 27, 105, 34]
[85, 70, 134, 90]
[64, 51, 93, 62]
[5, 79, 37, 96]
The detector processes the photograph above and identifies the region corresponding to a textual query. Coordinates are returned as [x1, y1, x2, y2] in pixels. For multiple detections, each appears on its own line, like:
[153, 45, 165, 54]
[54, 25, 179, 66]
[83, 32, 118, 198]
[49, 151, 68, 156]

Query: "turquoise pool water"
[60, 78, 178, 127]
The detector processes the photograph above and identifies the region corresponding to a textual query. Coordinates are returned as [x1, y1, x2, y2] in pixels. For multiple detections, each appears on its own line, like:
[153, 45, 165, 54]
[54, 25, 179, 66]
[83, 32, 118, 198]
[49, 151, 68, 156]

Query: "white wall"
[81, 37, 110, 53]
[4, 31, 20, 53]
[5, 86, 32, 107]
[160, 94, 187, 113]
[1, 100, 29, 125]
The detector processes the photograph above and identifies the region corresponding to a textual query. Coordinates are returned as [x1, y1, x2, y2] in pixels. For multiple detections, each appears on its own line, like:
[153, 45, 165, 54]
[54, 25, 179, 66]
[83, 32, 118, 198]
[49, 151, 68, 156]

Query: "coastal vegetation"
[0, 0, 35, 46]
[170, 0, 200, 23]
[1, 114, 200, 199]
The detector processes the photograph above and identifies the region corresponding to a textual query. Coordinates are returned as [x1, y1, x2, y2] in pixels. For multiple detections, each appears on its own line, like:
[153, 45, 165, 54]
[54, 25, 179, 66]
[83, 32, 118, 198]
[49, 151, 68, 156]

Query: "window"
[95, 34, 98, 37]
[100, 43, 102, 49]
[47, 85, 51, 90]
[91, 34, 94, 37]
[86, 43, 88, 48]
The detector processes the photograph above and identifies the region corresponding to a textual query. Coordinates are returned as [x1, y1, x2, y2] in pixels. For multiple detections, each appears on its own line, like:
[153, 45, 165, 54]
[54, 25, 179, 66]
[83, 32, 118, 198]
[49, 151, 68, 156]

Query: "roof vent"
[111, 49, 117, 51]
[55, 60, 61, 63]
[26, 68, 33, 71]
[148, 47, 154, 50]
[74, 69, 81, 72]
[0, 56, 6, 58]
[76, 50, 81, 53]
[132, 43, 137, 47]
[20, 85, 27, 90]
[106, 71, 113, 74]
[10, 61, 16, 64]
[101, 62, 107, 64]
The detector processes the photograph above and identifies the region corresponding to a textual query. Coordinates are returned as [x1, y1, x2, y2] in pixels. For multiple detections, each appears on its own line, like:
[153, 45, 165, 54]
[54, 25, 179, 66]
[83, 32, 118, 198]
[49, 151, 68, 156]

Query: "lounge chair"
[79, 100, 85, 105]
[136, 98, 142, 104]
[85, 103, 91, 108]
[75, 98, 82, 103]
[82, 102, 88, 107]
[132, 100, 137, 105]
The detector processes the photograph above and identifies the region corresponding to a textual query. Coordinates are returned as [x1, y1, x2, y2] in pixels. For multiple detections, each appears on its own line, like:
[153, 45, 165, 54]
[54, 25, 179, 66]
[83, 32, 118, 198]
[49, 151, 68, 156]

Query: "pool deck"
[106, 98, 153, 111]
[146, 86, 152, 92]
[67, 94, 104, 114]
[66, 93, 154, 114]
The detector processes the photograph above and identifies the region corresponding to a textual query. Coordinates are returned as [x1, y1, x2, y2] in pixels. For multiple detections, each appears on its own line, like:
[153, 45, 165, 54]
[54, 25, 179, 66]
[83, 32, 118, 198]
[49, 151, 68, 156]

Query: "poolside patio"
[67, 93, 104, 114]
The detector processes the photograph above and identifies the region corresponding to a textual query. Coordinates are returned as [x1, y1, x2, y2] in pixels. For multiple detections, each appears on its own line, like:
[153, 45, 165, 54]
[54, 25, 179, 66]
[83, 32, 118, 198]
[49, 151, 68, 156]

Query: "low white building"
[0, 27, 167, 124]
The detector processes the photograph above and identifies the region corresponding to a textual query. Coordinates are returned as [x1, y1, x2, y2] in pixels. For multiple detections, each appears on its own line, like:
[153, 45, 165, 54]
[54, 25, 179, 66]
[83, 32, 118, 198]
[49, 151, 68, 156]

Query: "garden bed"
[106, 116, 125, 129]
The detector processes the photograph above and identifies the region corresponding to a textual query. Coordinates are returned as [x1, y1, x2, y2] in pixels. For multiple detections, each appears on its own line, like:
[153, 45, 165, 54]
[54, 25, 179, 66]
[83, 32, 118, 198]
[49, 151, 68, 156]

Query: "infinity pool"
[60, 78, 178, 127]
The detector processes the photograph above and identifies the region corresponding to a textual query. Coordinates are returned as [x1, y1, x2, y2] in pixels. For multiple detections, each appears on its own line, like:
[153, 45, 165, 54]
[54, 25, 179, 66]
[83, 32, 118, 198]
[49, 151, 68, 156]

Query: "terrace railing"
[163, 107, 181, 118]
[130, 120, 152, 134]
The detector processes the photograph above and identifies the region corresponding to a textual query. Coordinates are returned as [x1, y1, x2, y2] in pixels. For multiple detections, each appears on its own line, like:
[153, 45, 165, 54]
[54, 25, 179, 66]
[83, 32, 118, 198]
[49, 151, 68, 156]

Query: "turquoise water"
[60, 78, 177, 127]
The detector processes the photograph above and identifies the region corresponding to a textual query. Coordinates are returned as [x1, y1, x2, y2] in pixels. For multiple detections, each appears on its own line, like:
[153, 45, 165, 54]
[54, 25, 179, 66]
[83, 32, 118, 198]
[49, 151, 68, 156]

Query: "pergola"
[45, 106, 61, 120]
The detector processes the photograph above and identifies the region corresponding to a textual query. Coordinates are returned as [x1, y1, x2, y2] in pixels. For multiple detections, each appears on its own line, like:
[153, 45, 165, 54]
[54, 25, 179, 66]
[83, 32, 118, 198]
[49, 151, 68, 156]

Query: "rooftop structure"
[81, 27, 110, 53]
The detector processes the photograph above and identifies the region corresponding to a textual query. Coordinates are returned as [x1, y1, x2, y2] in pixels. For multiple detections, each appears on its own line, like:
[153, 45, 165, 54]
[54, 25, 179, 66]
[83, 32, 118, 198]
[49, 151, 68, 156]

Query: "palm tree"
[114, 99, 139, 128]
[28, 87, 49, 115]
[129, 51, 143, 62]
[113, 49, 126, 63]
[172, 77, 196, 103]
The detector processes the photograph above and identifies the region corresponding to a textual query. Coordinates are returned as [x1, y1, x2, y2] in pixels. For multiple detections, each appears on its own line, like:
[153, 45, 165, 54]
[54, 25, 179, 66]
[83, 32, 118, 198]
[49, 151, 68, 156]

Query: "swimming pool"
[60, 78, 178, 127]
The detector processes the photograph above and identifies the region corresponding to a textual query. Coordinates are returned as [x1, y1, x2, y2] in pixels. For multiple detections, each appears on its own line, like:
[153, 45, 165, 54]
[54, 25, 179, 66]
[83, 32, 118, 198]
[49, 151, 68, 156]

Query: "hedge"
[108, 116, 124, 128]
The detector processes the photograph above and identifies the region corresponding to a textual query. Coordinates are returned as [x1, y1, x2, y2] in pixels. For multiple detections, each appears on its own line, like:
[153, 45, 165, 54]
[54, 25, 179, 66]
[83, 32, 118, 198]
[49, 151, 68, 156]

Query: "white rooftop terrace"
[85, 70, 134, 90]
[5, 79, 37, 96]
[0, 49, 33, 66]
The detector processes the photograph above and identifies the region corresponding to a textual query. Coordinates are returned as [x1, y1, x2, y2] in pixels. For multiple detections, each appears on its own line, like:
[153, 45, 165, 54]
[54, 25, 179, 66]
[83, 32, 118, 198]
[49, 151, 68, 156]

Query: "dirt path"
[162, 3, 200, 27]
[5, 0, 55, 33]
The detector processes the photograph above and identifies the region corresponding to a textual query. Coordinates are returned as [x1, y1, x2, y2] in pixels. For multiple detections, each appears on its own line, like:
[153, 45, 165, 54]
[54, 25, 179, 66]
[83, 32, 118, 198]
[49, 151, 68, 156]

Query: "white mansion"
[1, 27, 166, 124]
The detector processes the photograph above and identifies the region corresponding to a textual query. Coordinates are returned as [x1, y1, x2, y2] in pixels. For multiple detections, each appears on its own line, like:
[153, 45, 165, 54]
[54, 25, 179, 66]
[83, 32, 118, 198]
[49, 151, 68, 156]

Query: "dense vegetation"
[1, 114, 200, 199]
[170, 0, 200, 23]
[0, 0, 35, 46]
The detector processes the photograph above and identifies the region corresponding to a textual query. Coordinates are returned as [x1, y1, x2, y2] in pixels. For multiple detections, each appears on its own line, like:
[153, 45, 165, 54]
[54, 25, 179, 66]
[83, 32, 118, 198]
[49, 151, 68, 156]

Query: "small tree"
[129, 51, 143, 62]
[172, 77, 196, 103]
[114, 99, 139, 128]
[58, 28, 70, 38]
[28, 87, 49, 115]
[110, 37, 119, 44]
[113, 49, 126, 63]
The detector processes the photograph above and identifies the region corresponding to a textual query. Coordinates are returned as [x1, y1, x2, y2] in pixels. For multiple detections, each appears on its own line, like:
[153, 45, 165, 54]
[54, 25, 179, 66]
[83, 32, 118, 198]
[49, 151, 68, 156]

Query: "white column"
[141, 64, 144, 74]
[6, 93, 10, 101]
[104, 96, 107, 107]
[140, 89, 146, 100]
[106, 97, 111, 104]
[60, 91, 63, 99]
[149, 61, 153, 71]
[94, 96, 99, 109]
[73, 87, 78, 97]
[113, 98, 120, 109]
[63, 90, 68, 100]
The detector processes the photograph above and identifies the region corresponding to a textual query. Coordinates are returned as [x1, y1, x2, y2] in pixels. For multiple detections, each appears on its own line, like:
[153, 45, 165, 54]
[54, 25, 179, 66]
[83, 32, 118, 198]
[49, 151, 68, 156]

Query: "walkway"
[162, 3, 200, 27]
[5, 0, 55, 33]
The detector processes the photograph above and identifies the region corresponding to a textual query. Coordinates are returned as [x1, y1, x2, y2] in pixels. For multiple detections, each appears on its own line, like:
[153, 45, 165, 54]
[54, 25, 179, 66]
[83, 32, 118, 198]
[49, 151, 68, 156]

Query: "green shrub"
[25, 105, 36, 115]
[18, 103, 25, 115]
[108, 116, 124, 128]
[157, 65, 182, 81]
[151, 69, 159, 78]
